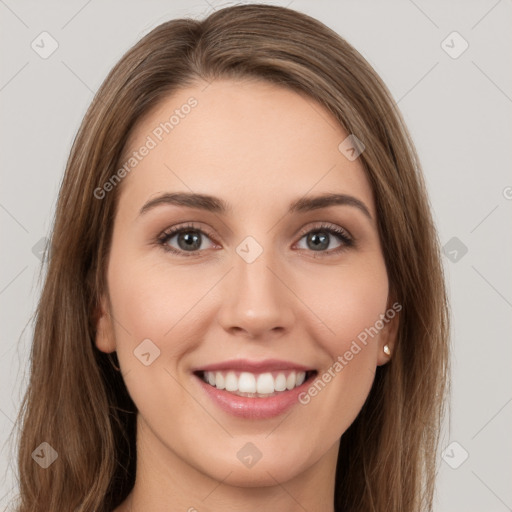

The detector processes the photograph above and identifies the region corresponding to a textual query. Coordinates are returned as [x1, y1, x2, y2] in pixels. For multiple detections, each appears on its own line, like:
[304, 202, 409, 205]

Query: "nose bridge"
[217, 236, 295, 336]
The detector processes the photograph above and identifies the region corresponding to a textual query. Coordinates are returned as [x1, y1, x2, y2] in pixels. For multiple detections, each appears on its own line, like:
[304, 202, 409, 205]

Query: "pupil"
[179, 231, 200, 250]
[309, 232, 328, 250]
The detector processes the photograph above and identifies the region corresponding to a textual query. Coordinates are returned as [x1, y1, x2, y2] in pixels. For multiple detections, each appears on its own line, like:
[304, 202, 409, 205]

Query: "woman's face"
[96, 78, 397, 487]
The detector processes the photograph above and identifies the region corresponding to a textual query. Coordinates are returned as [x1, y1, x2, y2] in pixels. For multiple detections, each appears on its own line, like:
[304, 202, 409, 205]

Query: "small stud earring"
[383, 344, 391, 356]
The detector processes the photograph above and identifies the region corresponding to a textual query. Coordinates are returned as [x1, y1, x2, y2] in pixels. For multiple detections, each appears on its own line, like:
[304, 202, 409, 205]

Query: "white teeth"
[225, 371, 238, 392]
[274, 373, 287, 391]
[201, 370, 310, 396]
[256, 373, 274, 394]
[215, 371, 225, 390]
[238, 372, 256, 393]
[286, 372, 296, 390]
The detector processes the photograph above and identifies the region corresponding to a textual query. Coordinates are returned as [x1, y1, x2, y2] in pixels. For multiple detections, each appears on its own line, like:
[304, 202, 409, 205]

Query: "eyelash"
[155, 222, 354, 258]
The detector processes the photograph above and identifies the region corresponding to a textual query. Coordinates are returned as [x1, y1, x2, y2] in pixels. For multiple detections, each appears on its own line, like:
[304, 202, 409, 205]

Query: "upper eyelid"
[160, 223, 217, 243]
[297, 222, 353, 240]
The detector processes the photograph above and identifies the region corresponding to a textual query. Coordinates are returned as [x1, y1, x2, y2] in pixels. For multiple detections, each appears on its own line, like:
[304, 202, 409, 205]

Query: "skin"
[96, 78, 398, 512]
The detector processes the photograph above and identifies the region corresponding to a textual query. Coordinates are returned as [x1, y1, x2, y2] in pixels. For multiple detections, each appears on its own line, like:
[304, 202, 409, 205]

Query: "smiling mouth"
[194, 369, 318, 398]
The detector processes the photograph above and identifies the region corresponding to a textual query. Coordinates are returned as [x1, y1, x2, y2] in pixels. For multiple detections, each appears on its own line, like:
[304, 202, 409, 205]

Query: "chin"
[198, 452, 308, 488]
[223, 466, 301, 488]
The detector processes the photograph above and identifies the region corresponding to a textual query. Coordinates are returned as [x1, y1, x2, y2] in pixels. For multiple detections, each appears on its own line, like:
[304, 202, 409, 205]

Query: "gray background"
[1, 0, 511, 510]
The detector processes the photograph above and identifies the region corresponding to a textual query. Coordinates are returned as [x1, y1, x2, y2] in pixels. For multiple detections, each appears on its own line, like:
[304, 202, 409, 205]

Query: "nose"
[216, 244, 296, 340]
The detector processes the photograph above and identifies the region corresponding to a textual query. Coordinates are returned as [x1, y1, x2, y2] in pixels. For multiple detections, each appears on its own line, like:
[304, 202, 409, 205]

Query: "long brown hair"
[9, 4, 450, 511]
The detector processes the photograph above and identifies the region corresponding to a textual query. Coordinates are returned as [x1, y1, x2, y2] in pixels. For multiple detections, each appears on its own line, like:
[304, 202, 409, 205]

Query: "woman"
[12, 4, 450, 511]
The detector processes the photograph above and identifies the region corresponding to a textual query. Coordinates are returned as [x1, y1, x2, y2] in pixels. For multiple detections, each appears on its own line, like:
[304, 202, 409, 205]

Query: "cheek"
[301, 256, 389, 360]
[106, 258, 206, 417]
[293, 259, 389, 435]
[108, 257, 204, 351]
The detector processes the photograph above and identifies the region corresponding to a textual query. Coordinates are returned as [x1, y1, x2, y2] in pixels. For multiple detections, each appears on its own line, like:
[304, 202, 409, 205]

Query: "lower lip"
[194, 373, 314, 420]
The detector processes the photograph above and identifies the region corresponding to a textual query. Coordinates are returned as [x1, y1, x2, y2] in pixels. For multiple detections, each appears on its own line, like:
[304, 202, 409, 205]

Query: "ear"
[376, 301, 400, 366]
[94, 294, 117, 354]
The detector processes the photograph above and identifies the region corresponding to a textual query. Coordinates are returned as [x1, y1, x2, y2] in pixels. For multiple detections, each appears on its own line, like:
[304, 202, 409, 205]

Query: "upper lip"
[192, 358, 316, 373]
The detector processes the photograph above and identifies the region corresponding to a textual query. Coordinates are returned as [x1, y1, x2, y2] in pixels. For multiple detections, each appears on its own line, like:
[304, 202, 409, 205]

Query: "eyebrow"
[139, 192, 372, 220]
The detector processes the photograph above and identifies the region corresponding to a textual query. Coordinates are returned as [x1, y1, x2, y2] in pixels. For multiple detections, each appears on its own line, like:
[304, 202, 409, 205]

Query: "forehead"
[117, 78, 375, 220]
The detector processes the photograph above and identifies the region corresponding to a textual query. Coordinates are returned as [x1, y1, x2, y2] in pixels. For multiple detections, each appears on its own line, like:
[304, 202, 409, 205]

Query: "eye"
[294, 222, 354, 257]
[156, 223, 217, 257]
[156, 222, 354, 258]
